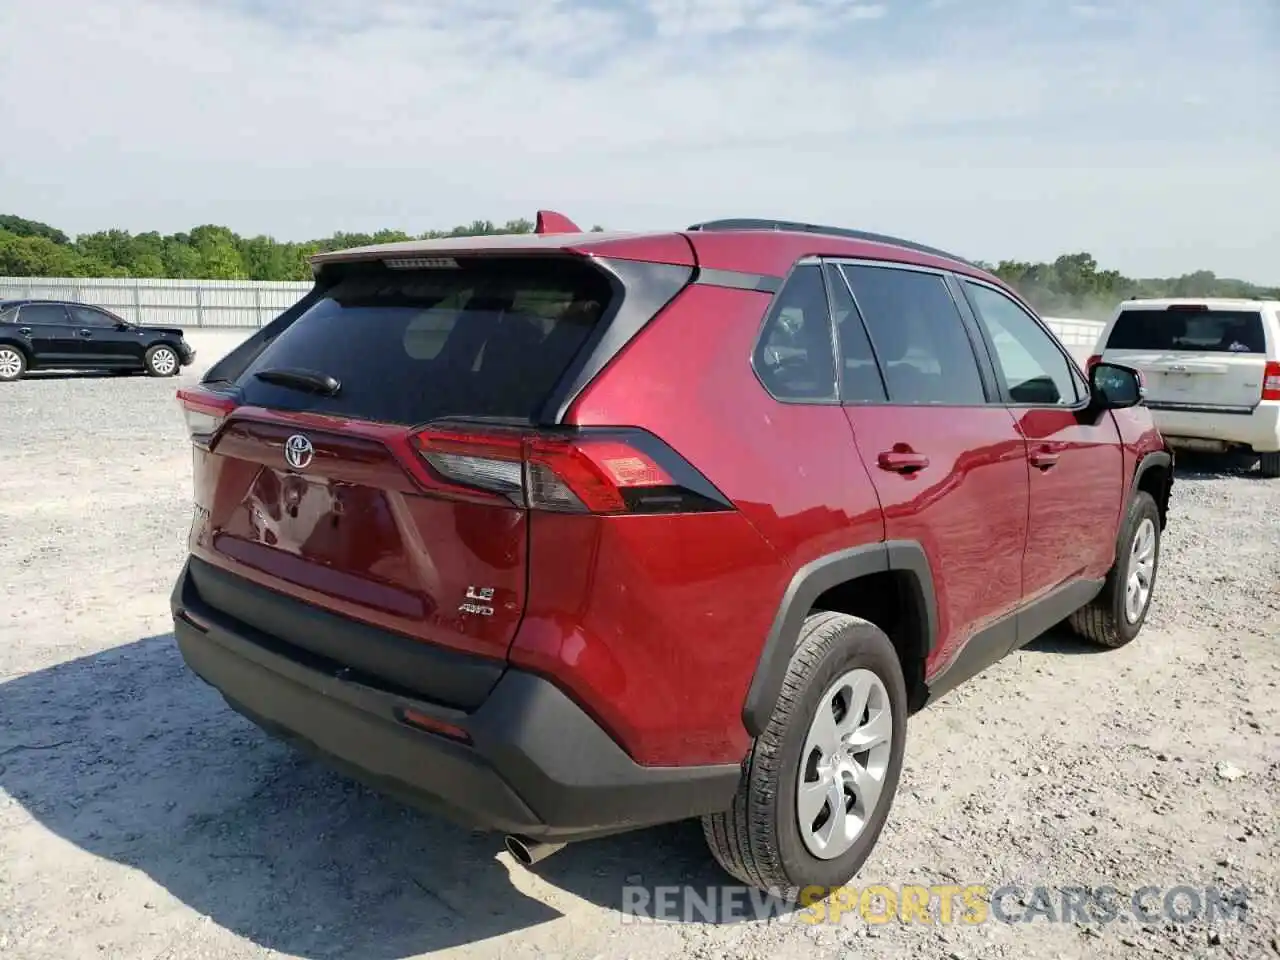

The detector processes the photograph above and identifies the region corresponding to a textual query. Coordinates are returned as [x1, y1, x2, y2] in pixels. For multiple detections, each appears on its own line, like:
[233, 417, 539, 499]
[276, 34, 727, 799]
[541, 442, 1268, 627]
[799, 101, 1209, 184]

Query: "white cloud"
[0, 0, 1275, 282]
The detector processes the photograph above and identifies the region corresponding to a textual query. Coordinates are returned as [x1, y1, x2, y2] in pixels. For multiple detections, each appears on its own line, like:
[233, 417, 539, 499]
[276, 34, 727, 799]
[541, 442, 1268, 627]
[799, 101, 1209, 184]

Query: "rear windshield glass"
[235, 257, 614, 425]
[1105, 308, 1266, 353]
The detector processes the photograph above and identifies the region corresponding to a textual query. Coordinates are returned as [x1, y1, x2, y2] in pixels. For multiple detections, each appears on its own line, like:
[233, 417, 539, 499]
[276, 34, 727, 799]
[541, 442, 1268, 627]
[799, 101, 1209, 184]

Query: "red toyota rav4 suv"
[171, 214, 1173, 897]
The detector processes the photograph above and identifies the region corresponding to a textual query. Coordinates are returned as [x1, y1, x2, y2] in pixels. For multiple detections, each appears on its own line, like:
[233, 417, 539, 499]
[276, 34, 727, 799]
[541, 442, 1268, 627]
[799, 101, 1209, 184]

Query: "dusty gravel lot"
[1, 355, 1278, 960]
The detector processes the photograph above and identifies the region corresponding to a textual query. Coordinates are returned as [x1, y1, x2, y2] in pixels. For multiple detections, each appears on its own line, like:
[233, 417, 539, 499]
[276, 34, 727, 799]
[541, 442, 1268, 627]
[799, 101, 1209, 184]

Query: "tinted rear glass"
[236, 257, 614, 425]
[1106, 308, 1266, 353]
[17, 304, 70, 326]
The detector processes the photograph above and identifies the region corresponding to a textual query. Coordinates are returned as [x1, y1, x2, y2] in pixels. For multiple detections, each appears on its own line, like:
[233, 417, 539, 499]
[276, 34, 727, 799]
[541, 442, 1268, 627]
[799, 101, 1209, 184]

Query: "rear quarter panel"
[523, 284, 885, 766]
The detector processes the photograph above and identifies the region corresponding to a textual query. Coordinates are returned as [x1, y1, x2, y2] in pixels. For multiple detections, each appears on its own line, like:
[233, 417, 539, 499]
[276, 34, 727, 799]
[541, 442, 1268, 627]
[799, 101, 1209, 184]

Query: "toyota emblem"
[284, 434, 314, 470]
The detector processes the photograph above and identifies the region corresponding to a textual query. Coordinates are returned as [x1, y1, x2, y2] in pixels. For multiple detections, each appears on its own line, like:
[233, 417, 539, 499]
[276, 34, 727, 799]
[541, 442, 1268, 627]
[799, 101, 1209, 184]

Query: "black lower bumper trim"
[171, 559, 742, 842]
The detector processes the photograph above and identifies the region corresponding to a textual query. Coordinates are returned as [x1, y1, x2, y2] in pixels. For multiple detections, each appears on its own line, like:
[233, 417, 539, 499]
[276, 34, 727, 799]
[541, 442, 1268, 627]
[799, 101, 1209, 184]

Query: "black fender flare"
[1134, 449, 1172, 487]
[740, 540, 938, 738]
[1132, 449, 1173, 524]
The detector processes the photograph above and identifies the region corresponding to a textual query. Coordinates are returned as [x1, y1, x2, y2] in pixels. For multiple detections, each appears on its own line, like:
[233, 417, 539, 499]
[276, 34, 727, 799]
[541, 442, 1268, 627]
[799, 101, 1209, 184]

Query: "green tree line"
[0, 213, 1273, 319]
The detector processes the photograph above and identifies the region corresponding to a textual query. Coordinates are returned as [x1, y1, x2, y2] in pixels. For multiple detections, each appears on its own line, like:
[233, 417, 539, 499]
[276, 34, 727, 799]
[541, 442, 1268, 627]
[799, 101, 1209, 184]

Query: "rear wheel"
[145, 344, 179, 377]
[702, 612, 907, 898]
[1068, 490, 1161, 648]
[0, 346, 26, 382]
[1259, 452, 1280, 478]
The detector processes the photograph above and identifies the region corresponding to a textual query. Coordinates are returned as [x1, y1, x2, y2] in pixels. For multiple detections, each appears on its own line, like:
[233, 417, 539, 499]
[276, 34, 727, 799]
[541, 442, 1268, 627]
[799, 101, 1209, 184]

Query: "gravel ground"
[1, 361, 1277, 960]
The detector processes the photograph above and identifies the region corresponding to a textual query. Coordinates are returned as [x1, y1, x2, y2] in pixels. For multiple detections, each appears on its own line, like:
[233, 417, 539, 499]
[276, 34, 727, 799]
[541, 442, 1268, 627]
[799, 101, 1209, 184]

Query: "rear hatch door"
[183, 255, 623, 699]
[1102, 304, 1270, 410]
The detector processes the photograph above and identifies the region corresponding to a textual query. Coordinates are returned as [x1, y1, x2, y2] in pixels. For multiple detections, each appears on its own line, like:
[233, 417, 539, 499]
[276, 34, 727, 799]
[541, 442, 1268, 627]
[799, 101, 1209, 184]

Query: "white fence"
[0, 275, 1106, 348]
[1043, 316, 1105, 350]
[0, 276, 312, 329]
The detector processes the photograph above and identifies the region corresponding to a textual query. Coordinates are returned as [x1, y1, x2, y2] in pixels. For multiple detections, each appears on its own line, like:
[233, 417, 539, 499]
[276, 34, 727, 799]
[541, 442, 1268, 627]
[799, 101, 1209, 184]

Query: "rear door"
[14, 303, 79, 364]
[1102, 304, 1270, 412]
[834, 260, 1030, 681]
[187, 255, 621, 665]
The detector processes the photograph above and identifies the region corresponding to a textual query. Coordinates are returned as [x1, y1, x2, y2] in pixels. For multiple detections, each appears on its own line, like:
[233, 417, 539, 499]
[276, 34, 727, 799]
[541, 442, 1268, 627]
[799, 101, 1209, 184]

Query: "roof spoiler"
[535, 210, 581, 234]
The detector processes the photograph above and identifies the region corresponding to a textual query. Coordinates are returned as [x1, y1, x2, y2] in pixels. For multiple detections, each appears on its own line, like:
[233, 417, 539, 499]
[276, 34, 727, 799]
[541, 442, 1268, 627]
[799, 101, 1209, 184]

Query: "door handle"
[1029, 450, 1060, 470]
[78, 328, 93, 337]
[877, 450, 930, 473]
[18, 327, 31, 336]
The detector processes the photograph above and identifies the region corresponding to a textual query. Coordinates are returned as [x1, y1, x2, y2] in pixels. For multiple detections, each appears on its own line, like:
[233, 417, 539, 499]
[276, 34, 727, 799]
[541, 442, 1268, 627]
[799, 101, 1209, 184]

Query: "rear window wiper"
[252, 367, 342, 397]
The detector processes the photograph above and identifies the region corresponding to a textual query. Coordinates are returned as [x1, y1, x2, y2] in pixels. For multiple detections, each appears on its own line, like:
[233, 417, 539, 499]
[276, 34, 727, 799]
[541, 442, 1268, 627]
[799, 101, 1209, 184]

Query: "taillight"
[1263, 361, 1280, 402]
[176, 386, 237, 448]
[411, 424, 732, 515]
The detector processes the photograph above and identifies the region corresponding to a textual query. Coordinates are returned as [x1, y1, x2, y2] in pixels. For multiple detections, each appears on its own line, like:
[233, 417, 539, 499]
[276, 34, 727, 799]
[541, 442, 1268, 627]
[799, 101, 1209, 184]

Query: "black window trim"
[542, 255, 695, 424]
[747, 257, 840, 406]
[821, 261, 888, 404]
[956, 275, 1092, 413]
[823, 256, 1002, 408]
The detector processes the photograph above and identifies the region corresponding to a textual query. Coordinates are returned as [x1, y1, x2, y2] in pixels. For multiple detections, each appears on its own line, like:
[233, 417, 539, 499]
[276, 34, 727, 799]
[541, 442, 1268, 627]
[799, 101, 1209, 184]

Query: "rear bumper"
[1146, 401, 1280, 453]
[170, 558, 740, 842]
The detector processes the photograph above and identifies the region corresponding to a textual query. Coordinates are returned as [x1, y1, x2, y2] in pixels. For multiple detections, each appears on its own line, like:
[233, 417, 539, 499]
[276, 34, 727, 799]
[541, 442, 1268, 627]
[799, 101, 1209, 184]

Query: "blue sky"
[0, 0, 1276, 282]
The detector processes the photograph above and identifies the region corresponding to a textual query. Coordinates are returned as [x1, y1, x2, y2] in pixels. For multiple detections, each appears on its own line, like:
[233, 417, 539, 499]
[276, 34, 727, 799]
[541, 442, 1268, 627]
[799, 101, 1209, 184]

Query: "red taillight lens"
[411, 424, 728, 515]
[525, 435, 678, 513]
[176, 386, 237, 448]
[1263, 361, 1280, 402]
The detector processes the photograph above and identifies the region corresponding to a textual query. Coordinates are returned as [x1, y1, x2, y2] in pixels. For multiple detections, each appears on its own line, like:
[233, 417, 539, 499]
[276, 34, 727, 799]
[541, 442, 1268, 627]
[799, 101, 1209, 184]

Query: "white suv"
[1090, 298, 1280, 476]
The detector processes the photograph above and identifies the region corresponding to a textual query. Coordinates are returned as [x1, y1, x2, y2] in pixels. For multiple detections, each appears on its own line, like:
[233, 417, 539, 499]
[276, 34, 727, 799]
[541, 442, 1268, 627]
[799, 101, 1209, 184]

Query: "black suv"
[0, 299, 195, 382]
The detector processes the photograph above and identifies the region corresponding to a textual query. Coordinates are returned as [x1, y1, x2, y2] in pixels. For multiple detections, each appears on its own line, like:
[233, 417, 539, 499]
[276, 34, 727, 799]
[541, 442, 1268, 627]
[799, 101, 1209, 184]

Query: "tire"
[0, 345, 27, 382]
[702, 612, 907, 899]
[144, 344, 180, 377]
[1068, 490, 1161, 648]
[1259, 452, 1280, 479]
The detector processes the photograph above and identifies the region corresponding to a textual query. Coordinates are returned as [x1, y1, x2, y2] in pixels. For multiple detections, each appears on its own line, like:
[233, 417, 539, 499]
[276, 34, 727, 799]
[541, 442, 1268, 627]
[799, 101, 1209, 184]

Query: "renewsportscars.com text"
[620, 883, 1251, 926]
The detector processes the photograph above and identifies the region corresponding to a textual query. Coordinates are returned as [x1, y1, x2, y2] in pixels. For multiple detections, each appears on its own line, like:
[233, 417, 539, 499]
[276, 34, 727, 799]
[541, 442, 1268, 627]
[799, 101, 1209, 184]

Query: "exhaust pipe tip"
[504, 834, 566, 867]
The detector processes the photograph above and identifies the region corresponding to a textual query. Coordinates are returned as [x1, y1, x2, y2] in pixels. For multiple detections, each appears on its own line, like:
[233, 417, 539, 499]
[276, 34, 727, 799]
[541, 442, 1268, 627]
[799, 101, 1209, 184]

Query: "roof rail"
[686, 217, 981, 269]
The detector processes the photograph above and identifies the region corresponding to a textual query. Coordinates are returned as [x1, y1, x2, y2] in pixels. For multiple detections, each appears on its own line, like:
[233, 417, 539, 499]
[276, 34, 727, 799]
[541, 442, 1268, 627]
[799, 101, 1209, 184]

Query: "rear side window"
[1106, 308, 1266, 353]
[17, 304, 70, 326]
[840, 264, 986, 405]
[235, 257, 614, 425]
[752, 264, 837, 401]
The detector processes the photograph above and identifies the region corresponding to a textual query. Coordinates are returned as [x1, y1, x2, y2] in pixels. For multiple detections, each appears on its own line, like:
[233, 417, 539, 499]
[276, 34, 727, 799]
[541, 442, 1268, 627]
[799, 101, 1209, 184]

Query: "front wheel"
[1068, 490, 1161, 648]
[702, 612, 907, 898]
[144, 344, 180, 377]
[1259, 452, 1280, 478]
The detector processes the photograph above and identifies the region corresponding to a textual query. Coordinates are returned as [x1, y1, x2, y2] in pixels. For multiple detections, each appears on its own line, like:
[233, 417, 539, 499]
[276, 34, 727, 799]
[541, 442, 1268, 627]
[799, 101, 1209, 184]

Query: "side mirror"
[1090, 361, 1144, 409]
